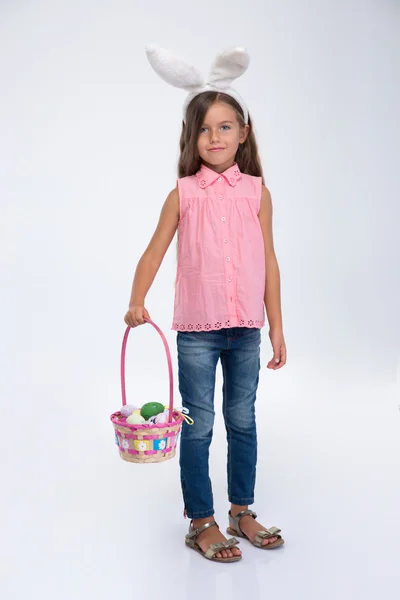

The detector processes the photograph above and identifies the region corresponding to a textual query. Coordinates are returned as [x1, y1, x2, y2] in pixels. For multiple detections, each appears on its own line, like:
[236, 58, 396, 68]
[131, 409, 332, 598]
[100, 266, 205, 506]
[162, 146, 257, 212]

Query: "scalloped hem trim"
[172, 319, 265, 332]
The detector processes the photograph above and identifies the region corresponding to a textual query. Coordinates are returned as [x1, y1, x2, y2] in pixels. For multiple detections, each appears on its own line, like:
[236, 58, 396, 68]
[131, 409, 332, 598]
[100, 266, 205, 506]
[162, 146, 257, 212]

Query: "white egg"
[126, 413, 145, 425]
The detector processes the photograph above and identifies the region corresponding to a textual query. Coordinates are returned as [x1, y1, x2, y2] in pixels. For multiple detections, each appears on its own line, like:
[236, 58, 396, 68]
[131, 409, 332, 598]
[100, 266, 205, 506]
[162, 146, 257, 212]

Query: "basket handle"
[121, 319, 174, 422]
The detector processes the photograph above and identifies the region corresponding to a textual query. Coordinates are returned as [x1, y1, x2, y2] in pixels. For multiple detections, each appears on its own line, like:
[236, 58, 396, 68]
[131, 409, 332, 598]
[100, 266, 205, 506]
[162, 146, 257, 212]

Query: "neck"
[202, 158, 236, 173]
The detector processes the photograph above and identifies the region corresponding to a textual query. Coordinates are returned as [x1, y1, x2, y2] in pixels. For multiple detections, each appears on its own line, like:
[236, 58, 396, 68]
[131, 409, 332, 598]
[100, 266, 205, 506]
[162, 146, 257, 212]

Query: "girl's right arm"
[124, 188, 180, 328]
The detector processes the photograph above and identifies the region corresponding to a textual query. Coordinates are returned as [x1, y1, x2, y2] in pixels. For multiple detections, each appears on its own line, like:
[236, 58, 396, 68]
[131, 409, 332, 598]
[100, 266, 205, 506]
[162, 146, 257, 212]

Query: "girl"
[124, 45, 287, 563]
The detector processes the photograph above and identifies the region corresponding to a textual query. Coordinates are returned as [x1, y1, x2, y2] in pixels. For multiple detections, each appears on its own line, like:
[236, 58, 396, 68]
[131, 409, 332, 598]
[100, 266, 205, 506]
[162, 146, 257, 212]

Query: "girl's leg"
[177, 330, 221, 519]
[221, 327, 278, 546]
[221, 327, 261, 506]
[177, 329, 241, 558]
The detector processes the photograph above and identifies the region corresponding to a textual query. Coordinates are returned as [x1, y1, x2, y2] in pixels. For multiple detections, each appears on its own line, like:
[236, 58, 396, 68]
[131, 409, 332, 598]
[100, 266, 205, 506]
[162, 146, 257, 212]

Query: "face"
[197, 102, 249, 173]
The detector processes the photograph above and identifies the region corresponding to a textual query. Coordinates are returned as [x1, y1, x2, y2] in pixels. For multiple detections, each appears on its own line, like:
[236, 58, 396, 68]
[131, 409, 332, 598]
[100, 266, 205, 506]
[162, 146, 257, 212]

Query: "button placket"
[219, 179, 228, 252]
[218, 178, 235, 315]
[222, 212, 234, 303]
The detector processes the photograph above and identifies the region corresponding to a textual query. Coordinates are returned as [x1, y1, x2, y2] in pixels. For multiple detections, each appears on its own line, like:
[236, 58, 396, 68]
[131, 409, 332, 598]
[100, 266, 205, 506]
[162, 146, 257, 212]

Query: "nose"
[209, 128, 220, 143]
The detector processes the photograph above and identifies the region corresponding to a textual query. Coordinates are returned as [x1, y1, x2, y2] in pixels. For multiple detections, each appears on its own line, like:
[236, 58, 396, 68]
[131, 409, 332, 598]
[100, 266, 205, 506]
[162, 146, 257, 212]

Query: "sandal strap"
[255, 527, 282, 544]
[204, 537, 240, 560]
[229, 509, 257, 536]
[186, 519, 218, 543]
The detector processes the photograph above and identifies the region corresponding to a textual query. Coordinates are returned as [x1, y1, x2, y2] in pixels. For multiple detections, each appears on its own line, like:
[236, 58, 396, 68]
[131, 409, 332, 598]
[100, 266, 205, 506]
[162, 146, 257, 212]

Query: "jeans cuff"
[185, 508, 215, 519]
[229, 496, 255, 505]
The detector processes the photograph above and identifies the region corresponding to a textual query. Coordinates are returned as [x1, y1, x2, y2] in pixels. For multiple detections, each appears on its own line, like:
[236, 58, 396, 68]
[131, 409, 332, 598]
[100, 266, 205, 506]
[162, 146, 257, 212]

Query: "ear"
[239, 124, 250, 144]
[208, 47, 250, 89]
[145, 43, 205, 92]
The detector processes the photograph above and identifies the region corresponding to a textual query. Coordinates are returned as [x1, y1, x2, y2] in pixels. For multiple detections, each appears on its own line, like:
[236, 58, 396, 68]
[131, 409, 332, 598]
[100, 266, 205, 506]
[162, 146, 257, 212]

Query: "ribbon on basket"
[173, 409, 194, 425]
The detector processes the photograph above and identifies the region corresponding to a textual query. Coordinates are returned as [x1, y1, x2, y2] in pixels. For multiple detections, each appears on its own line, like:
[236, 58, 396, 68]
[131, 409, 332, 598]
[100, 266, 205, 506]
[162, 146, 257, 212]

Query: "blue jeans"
[177, 327, 261, 519]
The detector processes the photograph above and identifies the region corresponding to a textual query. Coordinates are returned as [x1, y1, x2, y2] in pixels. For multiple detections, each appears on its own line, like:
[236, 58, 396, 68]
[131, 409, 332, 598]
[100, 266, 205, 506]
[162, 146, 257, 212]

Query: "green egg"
[140, 402, 165, 421]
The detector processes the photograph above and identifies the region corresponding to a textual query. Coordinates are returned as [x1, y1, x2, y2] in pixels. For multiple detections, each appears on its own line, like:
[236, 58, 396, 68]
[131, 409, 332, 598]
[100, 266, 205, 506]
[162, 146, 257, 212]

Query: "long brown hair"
[178, 91, 265, 184]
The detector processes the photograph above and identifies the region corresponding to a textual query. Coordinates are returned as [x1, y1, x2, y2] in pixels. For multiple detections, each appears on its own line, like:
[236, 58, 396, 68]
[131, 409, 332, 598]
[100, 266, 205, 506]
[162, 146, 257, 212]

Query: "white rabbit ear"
[208, 47, 250, 89]
[145, 43, 205, 92]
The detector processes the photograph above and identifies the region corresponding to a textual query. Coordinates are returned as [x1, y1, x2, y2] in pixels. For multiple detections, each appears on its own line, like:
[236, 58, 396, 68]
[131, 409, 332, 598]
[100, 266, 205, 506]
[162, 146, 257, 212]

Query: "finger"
[275, 346, 286, 368]
[282, 346, 287, 363]
[274, 353, 286, 369]
[267, 356, 281, 370]
[133, 311, 144, 325]
[267, 355, 279, 368]
[273, 349, 281, 365]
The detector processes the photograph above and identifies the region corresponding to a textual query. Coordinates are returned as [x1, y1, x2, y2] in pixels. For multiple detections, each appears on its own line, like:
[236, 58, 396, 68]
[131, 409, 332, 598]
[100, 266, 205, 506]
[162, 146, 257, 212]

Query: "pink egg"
[120, 405, 138, 418]
[155, 410, 171, 424]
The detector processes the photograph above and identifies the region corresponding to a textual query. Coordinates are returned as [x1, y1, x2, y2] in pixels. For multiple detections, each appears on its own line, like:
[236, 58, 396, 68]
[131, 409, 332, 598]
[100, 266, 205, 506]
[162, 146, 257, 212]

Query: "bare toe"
[262, 536, 277, 546]
[262, 539, 270, 546]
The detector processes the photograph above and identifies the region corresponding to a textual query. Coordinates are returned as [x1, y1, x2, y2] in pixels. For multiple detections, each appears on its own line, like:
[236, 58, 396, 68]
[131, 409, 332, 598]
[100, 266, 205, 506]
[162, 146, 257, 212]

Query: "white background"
[1, 1, 399, 598]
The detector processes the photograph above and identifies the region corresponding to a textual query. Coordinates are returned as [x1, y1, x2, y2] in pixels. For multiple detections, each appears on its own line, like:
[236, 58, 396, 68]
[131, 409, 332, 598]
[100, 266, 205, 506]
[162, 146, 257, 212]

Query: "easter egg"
[126, 413, 145, 425]
[155, 410, 169, 424]
[120, 405, 138, 418]
[140, 402, 165, 421]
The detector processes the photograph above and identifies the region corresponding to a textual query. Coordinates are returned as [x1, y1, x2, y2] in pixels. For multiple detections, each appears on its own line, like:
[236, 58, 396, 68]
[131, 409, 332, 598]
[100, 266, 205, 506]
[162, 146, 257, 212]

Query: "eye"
[200, 127, 208, 133]
[221, 125, 231, 130]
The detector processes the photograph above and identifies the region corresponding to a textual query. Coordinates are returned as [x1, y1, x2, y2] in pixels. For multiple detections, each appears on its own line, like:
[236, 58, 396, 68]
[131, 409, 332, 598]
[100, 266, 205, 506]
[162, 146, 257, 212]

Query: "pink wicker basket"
[110, 319, 184, 464]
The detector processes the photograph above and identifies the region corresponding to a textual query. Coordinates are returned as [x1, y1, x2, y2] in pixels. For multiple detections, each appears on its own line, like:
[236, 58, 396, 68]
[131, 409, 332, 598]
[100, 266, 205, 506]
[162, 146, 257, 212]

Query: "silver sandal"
[185, 519, 241, 562]
[227, 509, 285, 549]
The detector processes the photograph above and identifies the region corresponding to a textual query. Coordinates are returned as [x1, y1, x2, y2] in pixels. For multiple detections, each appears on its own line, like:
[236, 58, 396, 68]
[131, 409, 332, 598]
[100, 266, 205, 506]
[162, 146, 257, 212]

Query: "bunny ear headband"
[145, 44, 250, 124]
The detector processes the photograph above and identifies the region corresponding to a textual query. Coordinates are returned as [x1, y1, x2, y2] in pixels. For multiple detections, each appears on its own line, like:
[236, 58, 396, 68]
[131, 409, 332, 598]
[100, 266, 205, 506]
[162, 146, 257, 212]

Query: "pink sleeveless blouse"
[172, 162, 266, 332]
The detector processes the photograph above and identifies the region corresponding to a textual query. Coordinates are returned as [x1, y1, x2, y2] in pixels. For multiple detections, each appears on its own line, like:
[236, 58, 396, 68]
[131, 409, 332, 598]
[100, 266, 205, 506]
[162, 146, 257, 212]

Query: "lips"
[209, 148, 225, 152]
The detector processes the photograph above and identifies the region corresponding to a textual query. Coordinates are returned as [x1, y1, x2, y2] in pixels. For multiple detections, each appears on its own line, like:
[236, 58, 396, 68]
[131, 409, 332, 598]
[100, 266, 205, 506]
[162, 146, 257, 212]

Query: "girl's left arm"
[258, 185, 287, 369]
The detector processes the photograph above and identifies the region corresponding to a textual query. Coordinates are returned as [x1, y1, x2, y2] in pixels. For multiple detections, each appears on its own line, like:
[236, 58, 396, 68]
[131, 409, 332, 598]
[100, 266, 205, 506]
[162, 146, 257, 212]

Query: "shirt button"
[218, 177, 222, 182]
[224, 239, 228, 243]
[222, 217, 226, 222]
[228, 277, 232, 282]
[219, 196, 223, 200]
[226, 257, 231, 261]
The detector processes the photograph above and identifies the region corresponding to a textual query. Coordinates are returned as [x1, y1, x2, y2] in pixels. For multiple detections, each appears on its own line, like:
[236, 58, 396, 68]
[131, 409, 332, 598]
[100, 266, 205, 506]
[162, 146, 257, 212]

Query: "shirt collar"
[195, 163, 242, 189]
